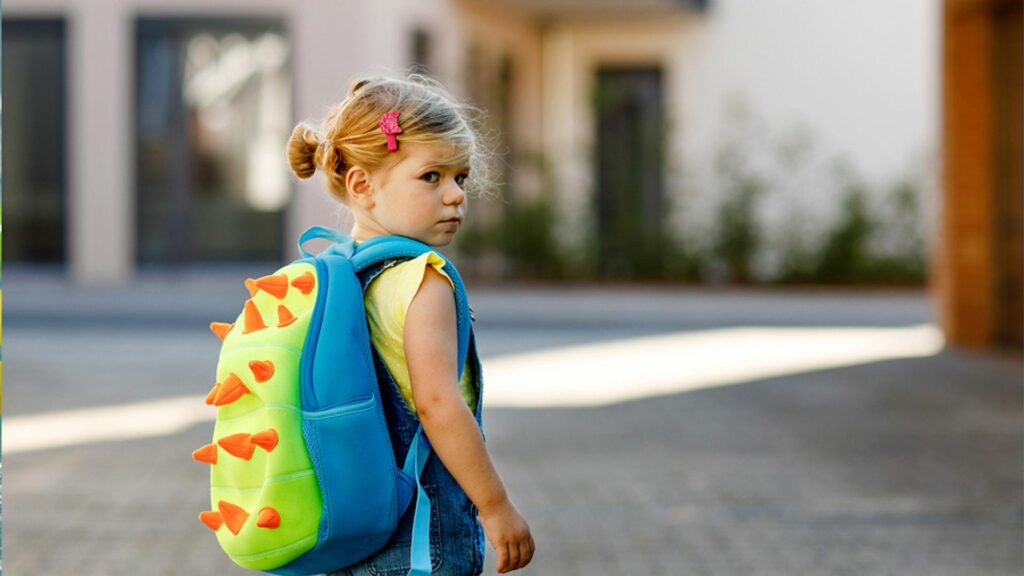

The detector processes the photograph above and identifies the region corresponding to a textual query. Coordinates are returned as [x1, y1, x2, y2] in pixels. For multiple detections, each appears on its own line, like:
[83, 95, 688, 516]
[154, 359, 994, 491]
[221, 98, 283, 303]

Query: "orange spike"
[244, 278, 258, 297]
[218, 433, 256, 460]
[291, 272, 316, 295]
[256, 507, 281, 529]
[205, 382, 221, 405]
[218, 501, 249, 535]
[192, 443, 218, 464]
[251, 429, 278, 452]
[213, 373, 250, 406]
[255, 273, 289, 299]
[277, 305, 297, 328]
[199, 511, 224, 531]
[249, 360, 275, 383]
[210, 322, 234, 341]
[242, 300, 267, 334]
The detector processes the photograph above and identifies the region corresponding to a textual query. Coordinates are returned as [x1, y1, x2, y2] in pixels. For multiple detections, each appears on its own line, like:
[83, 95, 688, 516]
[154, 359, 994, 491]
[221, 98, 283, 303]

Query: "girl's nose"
[445, 182, 466, 205]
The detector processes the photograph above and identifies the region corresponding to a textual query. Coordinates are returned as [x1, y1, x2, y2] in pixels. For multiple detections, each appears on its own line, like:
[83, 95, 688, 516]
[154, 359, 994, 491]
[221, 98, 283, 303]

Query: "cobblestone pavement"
[3, 274, 1021, 575]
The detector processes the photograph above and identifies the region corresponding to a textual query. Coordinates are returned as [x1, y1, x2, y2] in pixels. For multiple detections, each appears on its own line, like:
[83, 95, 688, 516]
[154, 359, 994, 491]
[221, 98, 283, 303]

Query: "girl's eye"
[421, 172, 440, 184]
[455, 174, 468, 188]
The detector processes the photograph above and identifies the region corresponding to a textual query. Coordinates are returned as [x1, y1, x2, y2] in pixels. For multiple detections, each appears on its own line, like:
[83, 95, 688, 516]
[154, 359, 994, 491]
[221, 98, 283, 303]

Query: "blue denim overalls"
[325, 255, 487, 576]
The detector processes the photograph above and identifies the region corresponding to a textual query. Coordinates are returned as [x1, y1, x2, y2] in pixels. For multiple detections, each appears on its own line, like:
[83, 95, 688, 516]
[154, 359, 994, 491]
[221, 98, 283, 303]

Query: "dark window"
[411, 27, 433, 76]
[593, 67, 666, 279]
[2, 19, 68, 263]
[135, 18, 292, 263]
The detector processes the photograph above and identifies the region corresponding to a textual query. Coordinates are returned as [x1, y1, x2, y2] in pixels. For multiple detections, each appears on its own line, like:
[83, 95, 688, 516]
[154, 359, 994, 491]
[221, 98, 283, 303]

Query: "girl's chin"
[405, 233, 451, 247]
[403, 228, 457, 247]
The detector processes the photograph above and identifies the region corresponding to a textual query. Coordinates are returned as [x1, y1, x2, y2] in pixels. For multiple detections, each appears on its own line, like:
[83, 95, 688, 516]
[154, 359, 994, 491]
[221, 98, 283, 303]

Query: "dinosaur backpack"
[193, 226, 474, 575]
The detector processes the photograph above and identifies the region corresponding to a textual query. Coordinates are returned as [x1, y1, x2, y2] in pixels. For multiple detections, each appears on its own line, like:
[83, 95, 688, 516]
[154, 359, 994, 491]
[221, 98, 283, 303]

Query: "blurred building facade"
[937, 0, 1022, 351]
[4, 0, 941, 285]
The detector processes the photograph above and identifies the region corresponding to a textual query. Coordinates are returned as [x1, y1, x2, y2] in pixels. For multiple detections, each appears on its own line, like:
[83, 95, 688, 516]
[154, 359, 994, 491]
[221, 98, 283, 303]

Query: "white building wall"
[674, 0, 940, 271]
[679, 0, 939, 185]
[5, 0, 939, 282]
[5, 0, 457, 283]
[542, 0, 939, 274]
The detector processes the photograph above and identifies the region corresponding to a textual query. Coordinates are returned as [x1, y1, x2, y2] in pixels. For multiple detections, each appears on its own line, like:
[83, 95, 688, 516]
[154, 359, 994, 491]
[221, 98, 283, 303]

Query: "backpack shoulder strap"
[349, 234, 472, 383]
[349, 234, 475, 576]
[297, 227, 474, 576]
[403, 427, 434, 576]
[297, 225, 354, 258]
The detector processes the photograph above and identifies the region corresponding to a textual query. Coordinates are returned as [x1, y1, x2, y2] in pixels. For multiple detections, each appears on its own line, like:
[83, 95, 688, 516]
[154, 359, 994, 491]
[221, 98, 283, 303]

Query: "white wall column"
[69, 2, 133, 284]
[542, 25, 588, 251]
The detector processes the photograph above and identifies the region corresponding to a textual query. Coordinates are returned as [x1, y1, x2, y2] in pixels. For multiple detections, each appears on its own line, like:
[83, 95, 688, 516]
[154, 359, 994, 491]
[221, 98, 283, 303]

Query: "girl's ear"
[345, 166, 375, 209]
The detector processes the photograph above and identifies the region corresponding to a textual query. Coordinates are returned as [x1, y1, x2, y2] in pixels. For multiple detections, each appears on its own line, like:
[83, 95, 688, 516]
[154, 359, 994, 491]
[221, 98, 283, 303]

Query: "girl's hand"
[478, 499, 535, 573]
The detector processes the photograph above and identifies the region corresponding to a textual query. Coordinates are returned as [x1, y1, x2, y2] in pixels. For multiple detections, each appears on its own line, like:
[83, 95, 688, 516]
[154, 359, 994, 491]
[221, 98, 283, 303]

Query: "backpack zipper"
[303, 395, 375, 420]
[300, 258, 329, 411]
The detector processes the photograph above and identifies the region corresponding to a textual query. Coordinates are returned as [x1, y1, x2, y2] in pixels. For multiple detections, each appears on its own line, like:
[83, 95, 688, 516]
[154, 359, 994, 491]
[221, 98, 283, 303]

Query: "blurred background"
[2, 0, 1021, 574]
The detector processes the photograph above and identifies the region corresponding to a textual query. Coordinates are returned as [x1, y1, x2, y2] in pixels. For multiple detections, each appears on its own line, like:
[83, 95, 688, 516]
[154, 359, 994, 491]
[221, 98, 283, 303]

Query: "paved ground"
[3, 270, 1021, 575]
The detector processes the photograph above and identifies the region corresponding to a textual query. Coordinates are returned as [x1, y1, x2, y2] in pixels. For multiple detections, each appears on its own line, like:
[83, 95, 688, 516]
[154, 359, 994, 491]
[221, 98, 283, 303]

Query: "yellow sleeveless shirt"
[361, 250, 475, 414]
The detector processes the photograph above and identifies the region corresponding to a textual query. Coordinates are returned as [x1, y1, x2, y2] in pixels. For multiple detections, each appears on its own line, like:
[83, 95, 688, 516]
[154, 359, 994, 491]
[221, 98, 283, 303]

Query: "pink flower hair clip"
[379, 110, 402, 151]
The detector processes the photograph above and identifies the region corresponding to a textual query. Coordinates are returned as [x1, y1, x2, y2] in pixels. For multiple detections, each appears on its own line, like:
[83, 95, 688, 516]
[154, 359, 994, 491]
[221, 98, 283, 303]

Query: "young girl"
[287, 72, 534, 576]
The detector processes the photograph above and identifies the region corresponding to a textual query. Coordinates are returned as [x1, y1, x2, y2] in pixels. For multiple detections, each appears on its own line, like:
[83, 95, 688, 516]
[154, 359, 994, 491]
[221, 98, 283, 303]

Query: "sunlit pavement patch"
[482, 323, 945, 407]
[4, 396, 209, 455]
[4, 324, 944, 454]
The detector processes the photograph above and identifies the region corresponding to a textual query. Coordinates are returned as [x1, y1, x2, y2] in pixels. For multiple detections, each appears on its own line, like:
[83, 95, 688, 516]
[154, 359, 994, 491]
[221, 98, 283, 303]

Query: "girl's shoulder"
[372, 251, 455, 293]
[364, 251, 455, 320]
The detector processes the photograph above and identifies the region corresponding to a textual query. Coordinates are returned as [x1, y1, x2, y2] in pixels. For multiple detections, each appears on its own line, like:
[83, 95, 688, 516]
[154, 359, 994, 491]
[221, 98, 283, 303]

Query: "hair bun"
[287, 123, 322, 179]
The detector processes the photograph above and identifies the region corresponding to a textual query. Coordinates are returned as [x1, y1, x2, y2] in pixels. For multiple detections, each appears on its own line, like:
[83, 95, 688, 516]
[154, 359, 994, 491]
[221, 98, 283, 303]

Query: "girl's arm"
[405, 266, 535, 574]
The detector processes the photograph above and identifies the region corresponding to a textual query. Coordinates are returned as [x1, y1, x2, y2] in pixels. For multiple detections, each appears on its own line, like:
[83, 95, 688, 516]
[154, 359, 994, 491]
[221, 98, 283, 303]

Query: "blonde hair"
[288, 71, 496, 204]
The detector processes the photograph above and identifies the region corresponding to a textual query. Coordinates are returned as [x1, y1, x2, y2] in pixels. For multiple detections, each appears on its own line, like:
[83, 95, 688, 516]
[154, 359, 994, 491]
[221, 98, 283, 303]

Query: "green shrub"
[710, 141, 766, 284]
[498, 192, 563, 279]
[814, 180, 873, 282]
[774, 174, 926, 286]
